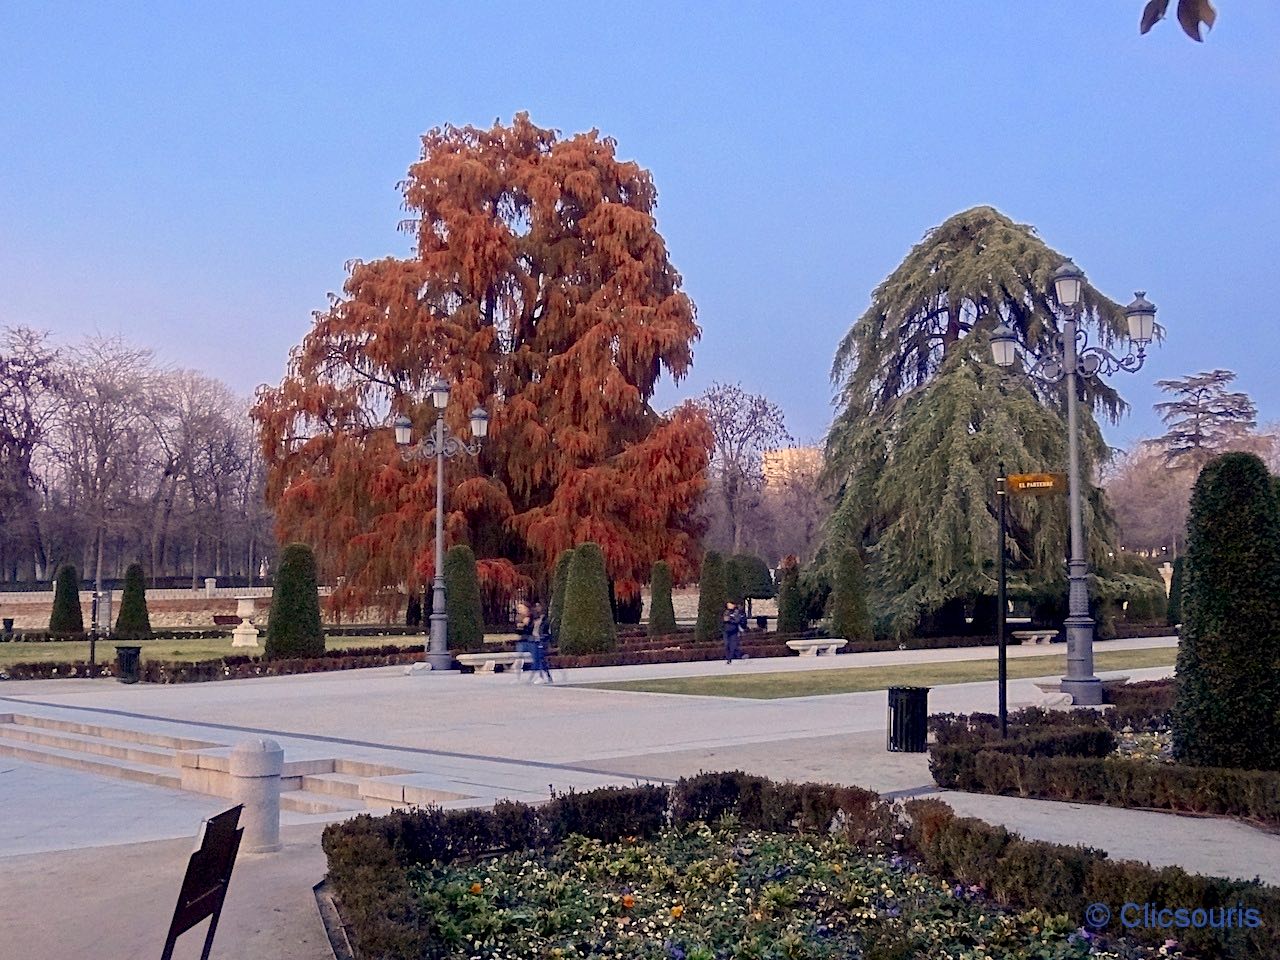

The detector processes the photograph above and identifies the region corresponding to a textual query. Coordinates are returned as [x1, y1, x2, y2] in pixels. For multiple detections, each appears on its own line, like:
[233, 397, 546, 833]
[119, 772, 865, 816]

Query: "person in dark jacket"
[530, 601, 553, 684]
[722, 601, 747, 664]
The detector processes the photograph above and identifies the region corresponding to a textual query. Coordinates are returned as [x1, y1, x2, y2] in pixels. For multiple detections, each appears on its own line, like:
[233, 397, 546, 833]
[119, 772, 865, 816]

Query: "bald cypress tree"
[826, 206, 1126, 637]
[1174, 453, 1280, 770]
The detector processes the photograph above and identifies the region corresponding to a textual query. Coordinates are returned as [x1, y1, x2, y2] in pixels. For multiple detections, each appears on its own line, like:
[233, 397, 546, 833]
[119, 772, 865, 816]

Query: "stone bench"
[785, 638, 848, 657]
[456, 651, 531, 676]
[1012, 630, 1059, 645]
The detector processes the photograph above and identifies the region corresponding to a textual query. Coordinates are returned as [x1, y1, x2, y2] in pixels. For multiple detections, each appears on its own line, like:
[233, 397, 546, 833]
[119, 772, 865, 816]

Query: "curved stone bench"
[785, 638, 848, 657]
[456, 651, 531, 676]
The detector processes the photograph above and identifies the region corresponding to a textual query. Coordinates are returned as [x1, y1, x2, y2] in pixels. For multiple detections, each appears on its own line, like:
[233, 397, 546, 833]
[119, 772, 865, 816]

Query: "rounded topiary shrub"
[264, 543, 325, 660]
[735, 553, 775, 601]
[114, 563, 152, 640]
[443, 544, 484, 652]
[776, 556, 805, 634]
[831, 548, 873, 643]
[49, 563, 84, 636]
[1174, 452, 1280, 771]
[695, 551, 727, 643]
[559, 542, 616, 654]
[648, 560, 678, 636]
[549, 548, 575, 636]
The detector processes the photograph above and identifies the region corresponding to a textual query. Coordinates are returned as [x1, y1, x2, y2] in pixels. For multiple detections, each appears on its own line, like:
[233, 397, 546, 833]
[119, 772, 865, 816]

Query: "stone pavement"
[7, 634, 1278, 959]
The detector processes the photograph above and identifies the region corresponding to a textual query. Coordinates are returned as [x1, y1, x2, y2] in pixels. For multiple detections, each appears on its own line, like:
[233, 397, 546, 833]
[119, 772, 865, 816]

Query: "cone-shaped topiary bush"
[1174, 453, 1280, 770]
[114, 563, 152, 640]
[1167, 557, 1184, 626]
[648, 560, 678, 636]
[776, 556, 805, 634]
[559, 542, 616, 654]
[831, 548, 873, 643]
[549, 548, 575, 636]
[265, 543, 325, 660]
[724, 554, 746, 609]
[49, 563, 84, 636]
[443, 544, 484, 652]
[694, 551, 727, 642]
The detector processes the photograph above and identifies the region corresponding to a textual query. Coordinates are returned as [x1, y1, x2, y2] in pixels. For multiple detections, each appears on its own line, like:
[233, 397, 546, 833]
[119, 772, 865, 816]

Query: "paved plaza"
[3, 635, 1277, 959]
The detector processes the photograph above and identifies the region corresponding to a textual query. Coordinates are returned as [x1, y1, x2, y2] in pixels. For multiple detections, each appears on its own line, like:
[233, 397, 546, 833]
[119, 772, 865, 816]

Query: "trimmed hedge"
[548, 548, 574, 636]
[776, 556, 805, 633]
[646, 560, 677, 636]
[908, 799, 1280, 960]
[694, 551, 726, 642]
[930, 695, 1280, 829]
[322, 772, 1280, 960]
[1175, 452, 1280, 770]
[558, 542, 616, 654]
[49, 564, 84, 636]
[443, 544, 483, 652]
[113, 563, 152, 640]
[830, 548, 872, 643]
[265, 543, 325, 660]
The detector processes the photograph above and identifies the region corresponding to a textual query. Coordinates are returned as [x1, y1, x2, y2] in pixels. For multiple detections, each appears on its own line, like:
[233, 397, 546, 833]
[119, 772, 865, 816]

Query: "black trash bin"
[2, 617, 13, 640]
[115, 645, 143, 684]
[886, 685, 930, 752]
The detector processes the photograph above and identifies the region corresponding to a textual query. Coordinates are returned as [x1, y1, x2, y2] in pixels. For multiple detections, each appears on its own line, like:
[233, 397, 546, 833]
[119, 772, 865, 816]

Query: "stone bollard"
[229, 737, 284, 853]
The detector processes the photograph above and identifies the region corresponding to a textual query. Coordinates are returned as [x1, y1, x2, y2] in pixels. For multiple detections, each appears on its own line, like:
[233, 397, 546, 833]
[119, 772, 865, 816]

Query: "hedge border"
[930, 685, 1280, 829]
[321, 772, 1280, 960]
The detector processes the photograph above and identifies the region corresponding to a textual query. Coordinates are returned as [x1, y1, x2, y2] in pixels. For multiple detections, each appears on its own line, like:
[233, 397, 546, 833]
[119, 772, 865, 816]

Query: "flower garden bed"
[928, 680, 1280, 830]
[322, 772, 1280, 959]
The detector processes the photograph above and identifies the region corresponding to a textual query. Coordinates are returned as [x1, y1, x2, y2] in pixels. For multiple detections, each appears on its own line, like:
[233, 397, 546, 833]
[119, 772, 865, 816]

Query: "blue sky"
[2, 2, 1277, 449]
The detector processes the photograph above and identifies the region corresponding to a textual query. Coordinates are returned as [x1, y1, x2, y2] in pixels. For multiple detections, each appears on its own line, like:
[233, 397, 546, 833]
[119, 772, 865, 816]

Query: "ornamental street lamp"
[991, 261, 1158, 705]
[394, 379, 489, 672]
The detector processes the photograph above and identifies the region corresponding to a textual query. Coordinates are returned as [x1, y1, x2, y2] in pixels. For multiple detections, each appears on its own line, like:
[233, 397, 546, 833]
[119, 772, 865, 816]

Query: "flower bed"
[928, 684, 1280, 830]
[322, 773, 1280, 960]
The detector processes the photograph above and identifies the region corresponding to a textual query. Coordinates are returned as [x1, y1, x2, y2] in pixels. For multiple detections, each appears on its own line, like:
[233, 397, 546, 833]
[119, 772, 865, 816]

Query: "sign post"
[996, 466, 1008, 738]
[998, 471, 1068, 736]
[161, 805, 243, 960]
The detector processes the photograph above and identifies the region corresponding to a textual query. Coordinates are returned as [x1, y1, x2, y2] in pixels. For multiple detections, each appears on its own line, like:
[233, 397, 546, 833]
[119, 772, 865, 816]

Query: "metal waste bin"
[886, 685, 930, 752]
[115, 645, 143, 684]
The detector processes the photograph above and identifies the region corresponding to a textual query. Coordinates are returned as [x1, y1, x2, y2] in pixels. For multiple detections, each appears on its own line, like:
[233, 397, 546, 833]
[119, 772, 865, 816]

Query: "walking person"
[514, 601, 533, 679]
[722, 601, 747, 664]
[530, 601, 554, 684]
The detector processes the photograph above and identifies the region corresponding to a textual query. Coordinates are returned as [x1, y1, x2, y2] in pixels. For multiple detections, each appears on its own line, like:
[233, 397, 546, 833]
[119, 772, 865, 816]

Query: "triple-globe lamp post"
[393, 378, 489, 672]
[990, 262, 1158, 704]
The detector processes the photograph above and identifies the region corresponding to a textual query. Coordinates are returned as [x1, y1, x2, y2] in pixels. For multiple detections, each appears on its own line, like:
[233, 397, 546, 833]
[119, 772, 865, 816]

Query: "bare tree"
[696, 382, 792, 553]
[0, 327, 59, 579]
[1103, 442, 1195, 557]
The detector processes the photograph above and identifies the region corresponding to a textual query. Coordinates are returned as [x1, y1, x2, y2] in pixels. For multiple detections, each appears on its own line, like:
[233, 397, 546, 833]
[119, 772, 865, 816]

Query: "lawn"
[581, 646, 1178, 699]
[0, 634, 420, 666]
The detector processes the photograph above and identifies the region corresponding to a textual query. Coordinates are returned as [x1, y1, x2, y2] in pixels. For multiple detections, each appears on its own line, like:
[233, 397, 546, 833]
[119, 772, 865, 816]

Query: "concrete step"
[0, 722, 179, 768]
[280, 789, 368, 815]
[6, 713, 219, 751]
[0, 739, 183, 790]
[299, 772, 363, 800]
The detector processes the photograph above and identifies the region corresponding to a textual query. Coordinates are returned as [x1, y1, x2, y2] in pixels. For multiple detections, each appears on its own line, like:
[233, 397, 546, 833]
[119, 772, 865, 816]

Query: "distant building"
[762, 446, 822, 487]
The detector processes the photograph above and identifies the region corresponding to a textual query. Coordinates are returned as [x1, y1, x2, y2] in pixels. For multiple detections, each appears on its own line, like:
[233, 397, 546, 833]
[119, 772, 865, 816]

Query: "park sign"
[1007, 472, 1066, 496]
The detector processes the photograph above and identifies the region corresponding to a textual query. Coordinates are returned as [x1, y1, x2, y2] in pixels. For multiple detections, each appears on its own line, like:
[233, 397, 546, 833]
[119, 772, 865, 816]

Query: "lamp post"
[393, 378, 489, 672]
[990, 262, 1158, 705]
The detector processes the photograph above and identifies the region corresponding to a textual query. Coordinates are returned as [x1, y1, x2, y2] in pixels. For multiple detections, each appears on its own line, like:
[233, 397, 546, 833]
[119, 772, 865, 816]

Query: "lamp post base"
[426, 650, 455, 672]
[1059, 676, 1104, 705]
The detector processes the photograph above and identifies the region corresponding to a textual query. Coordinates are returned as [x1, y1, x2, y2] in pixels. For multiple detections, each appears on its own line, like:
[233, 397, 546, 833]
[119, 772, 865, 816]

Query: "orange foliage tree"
[252, 114, 711, 615]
